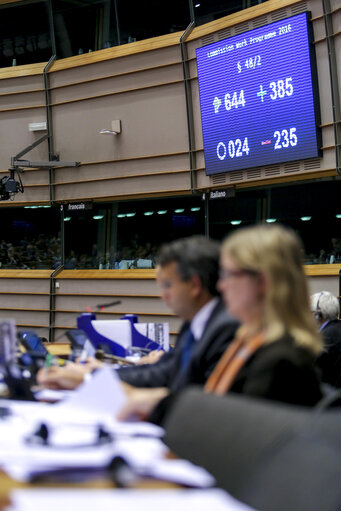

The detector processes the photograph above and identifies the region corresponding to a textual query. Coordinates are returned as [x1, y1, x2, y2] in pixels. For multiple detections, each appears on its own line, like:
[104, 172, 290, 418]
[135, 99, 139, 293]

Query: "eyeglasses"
[219, 268, 258, 281]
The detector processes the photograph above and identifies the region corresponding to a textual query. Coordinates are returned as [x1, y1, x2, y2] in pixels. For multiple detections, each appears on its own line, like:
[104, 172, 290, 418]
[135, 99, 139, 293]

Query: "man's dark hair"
[157, 236, 220, 296]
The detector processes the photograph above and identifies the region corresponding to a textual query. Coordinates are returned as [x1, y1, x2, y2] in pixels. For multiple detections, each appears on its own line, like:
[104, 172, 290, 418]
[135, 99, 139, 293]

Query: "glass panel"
[193, 0, 263, 26]
[63, 205, 107, 269]
[63, 197, 204, 269]
[112, 196, 204, 268]
[208, 189, 263, 241]
[0, 1, 51, 68]
[0, 0, 267, 65]
[0, 206, 60, 269]
[268, 181, 341, 264]
[53, 0, 108, 57]
[115, 0, 190, 45]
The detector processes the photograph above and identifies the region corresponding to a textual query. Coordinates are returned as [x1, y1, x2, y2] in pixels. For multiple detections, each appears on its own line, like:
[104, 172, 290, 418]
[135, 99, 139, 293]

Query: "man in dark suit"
[37, 236, 239, 393]
[311, 291, 341, 387]
[117, 236, 239, 392]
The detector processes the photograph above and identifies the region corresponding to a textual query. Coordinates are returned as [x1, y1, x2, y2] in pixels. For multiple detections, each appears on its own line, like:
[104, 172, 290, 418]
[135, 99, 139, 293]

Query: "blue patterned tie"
[181, 328, 196, 373]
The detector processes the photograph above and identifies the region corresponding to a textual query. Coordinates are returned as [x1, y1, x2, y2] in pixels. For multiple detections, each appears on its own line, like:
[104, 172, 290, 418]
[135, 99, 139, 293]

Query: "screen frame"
[195, 11, 322, 176]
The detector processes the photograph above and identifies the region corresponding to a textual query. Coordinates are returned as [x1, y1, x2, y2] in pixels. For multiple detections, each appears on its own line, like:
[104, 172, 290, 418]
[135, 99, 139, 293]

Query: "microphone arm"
[96, 300, 121, 310]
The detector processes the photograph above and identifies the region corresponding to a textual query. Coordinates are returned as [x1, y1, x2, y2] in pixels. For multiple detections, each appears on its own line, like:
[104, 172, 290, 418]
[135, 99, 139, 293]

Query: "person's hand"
[135, 350, 164, 365]
[36, 363, 92, 390]
[117, 387, 169, 421]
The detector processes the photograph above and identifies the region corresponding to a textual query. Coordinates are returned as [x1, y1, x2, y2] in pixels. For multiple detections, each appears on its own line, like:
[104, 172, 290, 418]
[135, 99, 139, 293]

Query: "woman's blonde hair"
[222, 224, 322, 355]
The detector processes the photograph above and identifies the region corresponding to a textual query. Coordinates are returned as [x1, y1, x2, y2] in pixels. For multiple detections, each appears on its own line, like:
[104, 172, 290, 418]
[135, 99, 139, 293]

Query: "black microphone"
[96, 300, 121, 310]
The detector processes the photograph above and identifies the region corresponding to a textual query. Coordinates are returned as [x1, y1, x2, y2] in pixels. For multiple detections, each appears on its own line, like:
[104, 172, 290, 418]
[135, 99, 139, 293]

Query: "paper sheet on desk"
[50, 365, 164, 438]
[7, 489, 257, 511]
[0, 366, 214, 488]
[55, 364, 127, 419]
[0, 367, 126, 435]
[0, 416, 213, 488]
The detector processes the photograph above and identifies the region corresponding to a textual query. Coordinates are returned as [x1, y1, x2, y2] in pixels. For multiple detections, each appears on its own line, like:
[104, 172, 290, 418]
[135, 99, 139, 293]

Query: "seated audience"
[311, 291, 341, 387]
[330, 237, 341, 262]
[37, 236, 239, 396]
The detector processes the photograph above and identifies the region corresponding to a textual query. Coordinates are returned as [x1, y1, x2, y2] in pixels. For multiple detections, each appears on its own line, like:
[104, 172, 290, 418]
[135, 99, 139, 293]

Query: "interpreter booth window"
[52, 0, 190, 56]
[115, 0, 190, 45]
[63, 204, 107, 269]
[208, 189, 263, 241]
[0, 206, 60, 269]
[0, 1, 51, 68]
[112, 196, 205, 269]
[193, 0, 263, 26]
[53, 0, 108, 57]
[267, 181, 341, 265]
[63, 197, 204, 269]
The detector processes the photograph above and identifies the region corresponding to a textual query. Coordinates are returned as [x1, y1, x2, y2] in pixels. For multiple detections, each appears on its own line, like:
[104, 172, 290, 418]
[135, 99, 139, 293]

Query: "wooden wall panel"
[0, 109, 48, 175]
[53, 271, 182, 344]
[50, 83, 188, 164]
[54, 171, 191, 202]
[0, 293, 47, 309]
[54, 296, 169, 315]
[1, 266, 339, 346]
[0, 272, 51, 337]
[308, 276, 340, 296]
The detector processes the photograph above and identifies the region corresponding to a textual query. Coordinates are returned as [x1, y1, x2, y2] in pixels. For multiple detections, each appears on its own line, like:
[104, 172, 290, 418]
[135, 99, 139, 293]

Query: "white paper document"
[6, 489, 257, 511]
[0, 367, 216, 490]
[55, 364, 127, 420]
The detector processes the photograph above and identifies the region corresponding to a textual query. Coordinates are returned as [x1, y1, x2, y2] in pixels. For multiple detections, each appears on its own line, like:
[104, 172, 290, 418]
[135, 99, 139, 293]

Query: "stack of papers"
[0, 367, 215, 487]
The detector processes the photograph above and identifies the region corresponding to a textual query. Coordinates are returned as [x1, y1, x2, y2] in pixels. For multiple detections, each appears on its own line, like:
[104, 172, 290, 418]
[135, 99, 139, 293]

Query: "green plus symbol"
[257, 84, 267, 102]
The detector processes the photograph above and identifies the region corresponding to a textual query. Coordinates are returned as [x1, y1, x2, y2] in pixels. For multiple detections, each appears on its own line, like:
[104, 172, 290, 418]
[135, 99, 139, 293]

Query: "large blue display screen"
[196, 13, 321, 175]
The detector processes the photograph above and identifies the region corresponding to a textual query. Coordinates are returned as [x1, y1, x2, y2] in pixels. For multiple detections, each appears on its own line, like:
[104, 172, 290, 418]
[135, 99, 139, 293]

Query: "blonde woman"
[204, 223, 323, 405]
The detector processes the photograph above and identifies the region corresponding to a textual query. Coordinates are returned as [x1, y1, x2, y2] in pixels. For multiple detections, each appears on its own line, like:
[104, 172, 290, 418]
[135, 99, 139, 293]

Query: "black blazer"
[317, 320, 341, 388]
[230, 335, 323, 406]
[117, 299, 239, 392]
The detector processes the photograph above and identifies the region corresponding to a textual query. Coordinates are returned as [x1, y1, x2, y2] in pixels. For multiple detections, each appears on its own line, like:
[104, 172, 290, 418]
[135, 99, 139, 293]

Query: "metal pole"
[48, 206, 65, 342]
[204, 193, 210, 237]
[43, 55, 56, 204]
[113, 0, 121, 46]
[180, 20, 196, 193]
[322, 0, 341, 175]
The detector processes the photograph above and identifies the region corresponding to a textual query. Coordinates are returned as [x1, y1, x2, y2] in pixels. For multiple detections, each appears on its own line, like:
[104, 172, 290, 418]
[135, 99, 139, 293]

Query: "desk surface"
[45, 343, 70, 357]
[0, 469, 178, 509]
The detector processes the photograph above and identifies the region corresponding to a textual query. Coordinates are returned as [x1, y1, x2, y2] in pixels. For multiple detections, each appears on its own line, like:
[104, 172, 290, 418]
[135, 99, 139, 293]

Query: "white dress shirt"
[190, 297, 219, 342]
